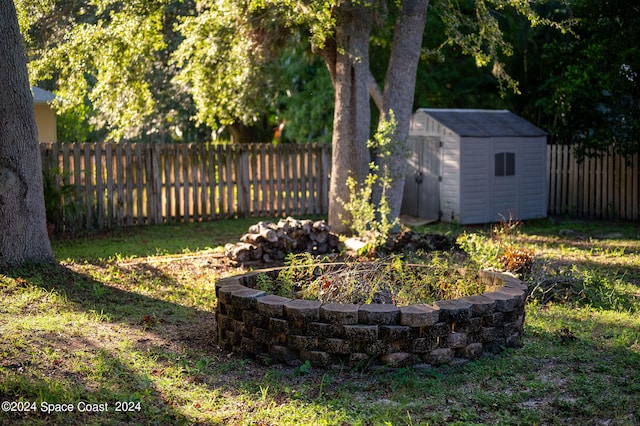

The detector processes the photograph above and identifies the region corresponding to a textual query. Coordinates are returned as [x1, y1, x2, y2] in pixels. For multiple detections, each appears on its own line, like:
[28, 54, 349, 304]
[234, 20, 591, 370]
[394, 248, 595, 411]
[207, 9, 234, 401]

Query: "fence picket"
[124, 144, 134, 225]
[548, 145, 557, 214]
[259, 144, 268, 215]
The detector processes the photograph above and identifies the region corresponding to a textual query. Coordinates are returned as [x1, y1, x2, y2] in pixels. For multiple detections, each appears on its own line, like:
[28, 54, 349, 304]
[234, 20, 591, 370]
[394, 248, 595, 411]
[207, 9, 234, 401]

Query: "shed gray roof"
[417, 108, 547, 137]
[32, 87, 56, 104]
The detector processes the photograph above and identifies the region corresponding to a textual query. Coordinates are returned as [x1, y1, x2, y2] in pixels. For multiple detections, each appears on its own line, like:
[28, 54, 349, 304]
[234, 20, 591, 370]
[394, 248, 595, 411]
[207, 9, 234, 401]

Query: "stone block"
[361, 339, 391, 355]
[482, 291, 518, 312]
[484, 338, 506, 354]
[483, 311, 504, 327]
[514, 313, 525, 329]
[494, 286, 525, 305]
[429, 348, 454, 365]
[412, 337, 437, 353]
[270, 345, 297, 363]
[323, 338, 352, 354]
[225, 330, 237, 345]
[253, 327, 271, 344]
[453, 317, 482, 333]
[399, 304, 440, 327]
[217, 313, 231, 330]
[478, 270, 504, 289]
[231, 319, 245, 334]
[268, 317, 289, 335]
[421, 322, 452, 338]
[284, 299, 322, 322]
[242, 310, 266, 329]
[225, 306, 243, 321]
[257, 295, 292, 318]
[464, 342, 483, 360]
[320, 303, 359, 325]
[217, 283, 247, 305]
[240, 337, 260, 353]
[446, 332, 468, 348]
[358, 304, 400, 325]
[343, 324, 379, 341]
[380, 352, 416, 367]
[288, 334, 318, 351]
[481, 327, 497, 342]
[306, 321, 337, 338]
[459, 295, 496, 317]
[240, 272, 260, 287]
[434, 299, 472, 322]
[217, 302, 228, 315]
[499, 274, 528, 291]
[230, 288, 267, 310]
[379, 325, 412, 341]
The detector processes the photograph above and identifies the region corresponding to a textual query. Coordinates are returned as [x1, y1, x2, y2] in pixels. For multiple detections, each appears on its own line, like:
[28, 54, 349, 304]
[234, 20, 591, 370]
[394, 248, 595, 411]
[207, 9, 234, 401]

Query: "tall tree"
[0, 0, 54, 268]
[315, 1, 376, 233]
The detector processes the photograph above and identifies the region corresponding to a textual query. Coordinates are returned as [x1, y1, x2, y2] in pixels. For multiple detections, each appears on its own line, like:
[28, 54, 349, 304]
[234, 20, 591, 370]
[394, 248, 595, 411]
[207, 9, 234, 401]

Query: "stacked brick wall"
[215, 268, 527, 367]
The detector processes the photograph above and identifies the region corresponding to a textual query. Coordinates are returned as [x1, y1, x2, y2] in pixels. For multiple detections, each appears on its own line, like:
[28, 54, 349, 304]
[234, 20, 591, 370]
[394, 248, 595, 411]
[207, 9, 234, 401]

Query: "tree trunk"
[0, 0, 54, 268]
[321, 2, 373, 235]
[377, 0, 429, 221]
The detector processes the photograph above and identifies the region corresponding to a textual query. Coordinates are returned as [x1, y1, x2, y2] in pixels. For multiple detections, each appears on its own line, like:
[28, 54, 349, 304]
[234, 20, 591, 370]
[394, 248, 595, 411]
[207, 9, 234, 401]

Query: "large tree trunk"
[377, 0, 429, 221]
[0, 0, 54, 268]
[321, 2, 373, 235]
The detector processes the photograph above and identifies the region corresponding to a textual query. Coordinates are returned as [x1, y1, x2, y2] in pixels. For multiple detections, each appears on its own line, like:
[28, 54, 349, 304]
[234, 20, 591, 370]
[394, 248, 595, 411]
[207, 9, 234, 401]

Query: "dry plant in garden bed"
[254, 250, 487, 306]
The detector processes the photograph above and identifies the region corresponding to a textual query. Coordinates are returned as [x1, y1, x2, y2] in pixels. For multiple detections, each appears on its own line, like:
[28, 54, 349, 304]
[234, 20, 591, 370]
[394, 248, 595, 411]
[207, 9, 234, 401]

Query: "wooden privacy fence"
[41, 142, 639, 232]
[40, 142, 331, 230]
[547, 145, 639, 220]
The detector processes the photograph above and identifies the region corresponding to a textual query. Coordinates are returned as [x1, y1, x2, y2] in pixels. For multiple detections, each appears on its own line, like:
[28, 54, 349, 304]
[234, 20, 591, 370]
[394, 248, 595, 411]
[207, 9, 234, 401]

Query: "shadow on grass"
[1, 261, 224, 425]
[1, 333, 192, 425]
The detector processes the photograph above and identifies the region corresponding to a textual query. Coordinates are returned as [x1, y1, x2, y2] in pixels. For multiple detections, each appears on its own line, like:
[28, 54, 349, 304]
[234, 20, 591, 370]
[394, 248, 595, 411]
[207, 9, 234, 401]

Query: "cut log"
[248, 222, 278, 243]
[225, 242, 255, 262]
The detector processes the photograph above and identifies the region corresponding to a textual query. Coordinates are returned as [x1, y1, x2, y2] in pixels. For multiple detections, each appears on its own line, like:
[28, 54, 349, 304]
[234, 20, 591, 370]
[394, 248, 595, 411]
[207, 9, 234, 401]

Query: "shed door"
[401, 136, 440, 219]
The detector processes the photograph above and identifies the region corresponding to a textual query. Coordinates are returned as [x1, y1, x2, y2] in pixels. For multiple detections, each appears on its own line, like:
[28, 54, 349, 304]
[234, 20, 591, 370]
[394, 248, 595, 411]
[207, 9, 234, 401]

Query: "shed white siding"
[439, 130, 460, 222]
[519, 137, 547, 219]
[459, 138, 491, 224]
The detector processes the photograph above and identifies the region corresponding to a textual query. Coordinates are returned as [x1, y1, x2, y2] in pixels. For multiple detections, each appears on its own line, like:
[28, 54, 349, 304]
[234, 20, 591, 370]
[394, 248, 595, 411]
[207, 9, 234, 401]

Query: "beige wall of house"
[34, 103, 57, 142]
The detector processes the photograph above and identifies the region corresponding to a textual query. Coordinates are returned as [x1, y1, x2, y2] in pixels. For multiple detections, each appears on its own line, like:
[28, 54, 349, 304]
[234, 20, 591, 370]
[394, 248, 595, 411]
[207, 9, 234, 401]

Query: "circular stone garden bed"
[215, 267, 527, 368]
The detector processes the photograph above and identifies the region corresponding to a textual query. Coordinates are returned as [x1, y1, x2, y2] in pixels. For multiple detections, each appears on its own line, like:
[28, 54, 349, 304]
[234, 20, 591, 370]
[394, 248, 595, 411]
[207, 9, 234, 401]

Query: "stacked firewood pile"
[224, 217, 340, 263]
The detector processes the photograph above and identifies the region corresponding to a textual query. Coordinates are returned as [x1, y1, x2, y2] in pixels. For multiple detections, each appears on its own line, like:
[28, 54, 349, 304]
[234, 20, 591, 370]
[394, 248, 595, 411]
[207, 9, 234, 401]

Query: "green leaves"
[27, 0, 167, 140]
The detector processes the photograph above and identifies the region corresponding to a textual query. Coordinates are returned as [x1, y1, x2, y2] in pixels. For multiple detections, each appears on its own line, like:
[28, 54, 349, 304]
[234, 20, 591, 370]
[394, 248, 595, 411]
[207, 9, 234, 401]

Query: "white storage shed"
[401, 109, 548, 225]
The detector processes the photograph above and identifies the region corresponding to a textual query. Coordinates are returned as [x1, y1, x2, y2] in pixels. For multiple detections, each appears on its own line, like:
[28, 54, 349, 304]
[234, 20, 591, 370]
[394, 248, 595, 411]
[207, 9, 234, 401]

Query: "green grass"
[1, 217, 639, 425]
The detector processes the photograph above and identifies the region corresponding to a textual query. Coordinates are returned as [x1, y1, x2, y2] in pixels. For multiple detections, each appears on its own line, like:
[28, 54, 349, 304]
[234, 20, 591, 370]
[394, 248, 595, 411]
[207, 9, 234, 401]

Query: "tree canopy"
[20, 0, 571, 145]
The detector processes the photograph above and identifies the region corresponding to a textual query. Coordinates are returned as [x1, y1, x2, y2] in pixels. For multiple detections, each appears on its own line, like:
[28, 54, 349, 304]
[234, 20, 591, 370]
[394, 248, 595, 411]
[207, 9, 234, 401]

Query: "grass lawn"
[1, 217, 639, 425]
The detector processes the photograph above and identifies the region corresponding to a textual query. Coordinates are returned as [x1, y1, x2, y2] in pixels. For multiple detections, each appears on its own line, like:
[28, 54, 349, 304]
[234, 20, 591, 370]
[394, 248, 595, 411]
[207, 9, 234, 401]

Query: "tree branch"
[368, 69, 383, 113]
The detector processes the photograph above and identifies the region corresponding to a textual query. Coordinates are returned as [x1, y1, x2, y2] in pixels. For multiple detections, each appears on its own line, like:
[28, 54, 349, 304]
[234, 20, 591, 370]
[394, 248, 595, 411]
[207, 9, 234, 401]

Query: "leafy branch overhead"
[20, 0, 574, 144]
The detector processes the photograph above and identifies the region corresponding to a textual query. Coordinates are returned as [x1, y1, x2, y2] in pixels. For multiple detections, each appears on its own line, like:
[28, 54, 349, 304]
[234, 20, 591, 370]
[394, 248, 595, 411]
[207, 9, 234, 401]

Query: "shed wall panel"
[439, 132, 461, 222]
[519, 137, 547, 219]
[458, 138, 491, 224]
